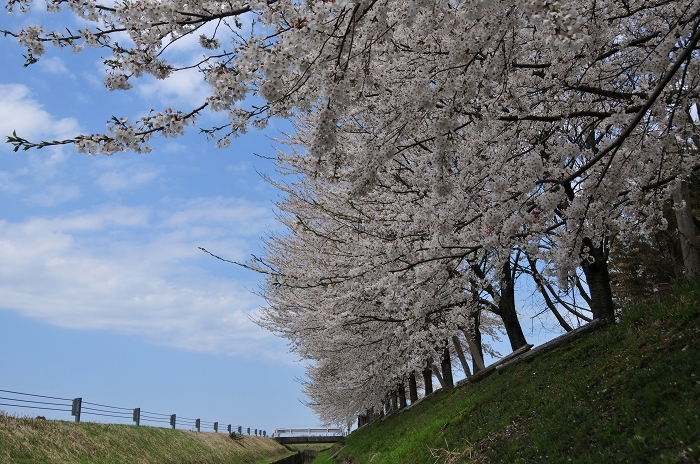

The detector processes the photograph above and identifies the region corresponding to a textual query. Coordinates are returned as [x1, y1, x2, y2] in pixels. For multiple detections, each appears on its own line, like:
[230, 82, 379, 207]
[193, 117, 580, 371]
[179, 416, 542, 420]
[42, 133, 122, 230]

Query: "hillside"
[0, 415, 293, 464]
[317, 281, 700, 464]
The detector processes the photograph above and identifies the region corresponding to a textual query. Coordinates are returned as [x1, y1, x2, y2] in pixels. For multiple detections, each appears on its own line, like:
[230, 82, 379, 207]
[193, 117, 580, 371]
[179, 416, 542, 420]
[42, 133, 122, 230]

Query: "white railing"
[272, 427, 343, 438]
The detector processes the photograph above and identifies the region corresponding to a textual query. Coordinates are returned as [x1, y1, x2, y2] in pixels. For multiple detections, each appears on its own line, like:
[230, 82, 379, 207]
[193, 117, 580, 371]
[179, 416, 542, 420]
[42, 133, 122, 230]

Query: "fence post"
[133, 408, 140, 427]
[196, 419, 200, 432]
[247, 427, 250, 435]
[71, 398, 82, 423]
[214, 421, 218, 432]
[238, 426, 242, 434]
[227, 424, 231, 434]
[170, 414, 176, 429]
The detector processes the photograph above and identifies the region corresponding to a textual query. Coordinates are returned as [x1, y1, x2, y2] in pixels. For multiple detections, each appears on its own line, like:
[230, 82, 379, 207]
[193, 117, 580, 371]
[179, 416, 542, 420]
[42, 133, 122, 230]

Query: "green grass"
[311, 449, 335, 464]
[0, 415, 294, 464]
[328, 281, 700, 463]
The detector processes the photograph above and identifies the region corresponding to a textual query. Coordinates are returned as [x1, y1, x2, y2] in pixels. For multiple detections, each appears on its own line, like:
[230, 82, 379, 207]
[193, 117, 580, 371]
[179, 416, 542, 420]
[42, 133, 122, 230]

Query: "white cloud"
[0, 83, 80, 145]
[95, 165, 162, 191]
[38, 56, 74, 77]
[163, 142, 187, 153]
[161, 197, 271, 234]
[138, 67, 210, 108]
[0, 170, 23, 193]
[0, 198, 282, 358]
[26, 183, 81, 206]
[0, 84, 82, 199]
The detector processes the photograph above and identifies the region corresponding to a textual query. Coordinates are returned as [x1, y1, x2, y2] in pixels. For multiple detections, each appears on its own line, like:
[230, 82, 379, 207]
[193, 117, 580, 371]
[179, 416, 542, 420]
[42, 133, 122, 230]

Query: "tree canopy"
[4, 0, 700, 426]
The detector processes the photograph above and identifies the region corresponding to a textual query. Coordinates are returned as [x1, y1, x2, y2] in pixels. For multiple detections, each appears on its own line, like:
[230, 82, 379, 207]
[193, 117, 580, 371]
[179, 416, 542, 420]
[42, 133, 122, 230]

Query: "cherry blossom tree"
[8, 0, 696, 321]
[247, 130, 508, 419]
[5, 0, 700, 425]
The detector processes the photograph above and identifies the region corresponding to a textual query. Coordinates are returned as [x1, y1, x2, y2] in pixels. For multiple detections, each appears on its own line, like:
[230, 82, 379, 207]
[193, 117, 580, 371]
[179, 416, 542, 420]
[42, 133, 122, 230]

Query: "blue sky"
[0, 3, 318, 434]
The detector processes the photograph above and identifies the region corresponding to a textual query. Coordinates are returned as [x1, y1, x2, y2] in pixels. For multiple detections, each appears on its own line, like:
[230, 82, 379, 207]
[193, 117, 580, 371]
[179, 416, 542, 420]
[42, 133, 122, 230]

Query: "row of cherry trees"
[251, 116, 594, 427]
[5, 0, 699, 428]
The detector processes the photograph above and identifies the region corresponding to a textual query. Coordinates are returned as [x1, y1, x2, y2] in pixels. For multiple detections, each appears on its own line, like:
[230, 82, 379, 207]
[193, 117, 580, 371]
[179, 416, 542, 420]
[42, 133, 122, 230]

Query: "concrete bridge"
[272, 428, 344, 445]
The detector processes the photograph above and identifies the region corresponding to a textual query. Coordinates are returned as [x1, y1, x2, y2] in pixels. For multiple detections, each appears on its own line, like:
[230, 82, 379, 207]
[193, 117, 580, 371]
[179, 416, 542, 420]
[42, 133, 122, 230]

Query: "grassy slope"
[0, 416, 293, 464]
[325, 282, 700, 464]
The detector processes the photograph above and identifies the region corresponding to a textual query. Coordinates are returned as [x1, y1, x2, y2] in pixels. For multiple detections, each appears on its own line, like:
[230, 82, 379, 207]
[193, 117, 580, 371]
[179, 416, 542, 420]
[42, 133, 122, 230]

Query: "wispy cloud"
[0, 198, 282, 358]
[0, 170, 24, 193]
[26, 183, 81, 206]
[38, 56, 74, 77]
[95, 165, 163, 192]
[0, 84, 82, 201]
[0, 83, 80, 144]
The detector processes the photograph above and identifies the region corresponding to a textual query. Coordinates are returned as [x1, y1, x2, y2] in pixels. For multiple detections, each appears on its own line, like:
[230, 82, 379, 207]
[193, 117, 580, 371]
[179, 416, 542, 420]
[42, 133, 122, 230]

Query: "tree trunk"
[498, 259, 529, 350]
[464, 310, 485, 373]
[390, 391, 398, 411]
[440, 345, 454, 390]
[408, 371, 418, 403]
[581, 237, 615, 322]
[398, 382, 407, 409]
[673, 180, 700, 278]
[431, 363, 446, 389]
[452, 335, 472, 377]
[422, 365, 433, 396]
[527, 256, 574, 332]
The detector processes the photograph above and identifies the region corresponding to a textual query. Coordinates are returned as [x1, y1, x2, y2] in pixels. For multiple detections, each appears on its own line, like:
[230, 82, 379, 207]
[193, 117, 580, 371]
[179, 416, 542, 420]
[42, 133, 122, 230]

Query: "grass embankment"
[0, 415, 294, 464]
[322, 281, 700, 463]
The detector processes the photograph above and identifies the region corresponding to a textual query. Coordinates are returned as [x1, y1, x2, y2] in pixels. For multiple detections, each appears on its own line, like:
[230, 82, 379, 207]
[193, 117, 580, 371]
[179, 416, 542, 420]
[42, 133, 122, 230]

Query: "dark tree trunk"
[581, 237, 615, 322]
[390, 391, 398, 411]
[498, 259, 529, 350]
[408, 371, 418, 403]
[398, 382, 407, 409]
[440, 345, 454, 390]
[422, 364, 433, 396]
[673, 180, 700, 278]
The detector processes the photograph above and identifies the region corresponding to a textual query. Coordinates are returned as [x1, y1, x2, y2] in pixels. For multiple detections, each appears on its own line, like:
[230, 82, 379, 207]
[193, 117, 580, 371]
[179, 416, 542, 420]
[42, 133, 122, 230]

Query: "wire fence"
[0, 388, 267, 437]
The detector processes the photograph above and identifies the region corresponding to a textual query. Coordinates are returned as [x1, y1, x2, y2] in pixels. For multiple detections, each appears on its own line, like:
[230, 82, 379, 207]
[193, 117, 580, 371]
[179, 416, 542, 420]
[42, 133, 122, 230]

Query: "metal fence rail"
[0, 388, 267, 437]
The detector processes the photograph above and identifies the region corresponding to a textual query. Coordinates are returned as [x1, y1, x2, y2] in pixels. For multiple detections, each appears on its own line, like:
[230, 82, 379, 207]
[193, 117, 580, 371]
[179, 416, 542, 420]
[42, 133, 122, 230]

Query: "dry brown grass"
[0, 412, 292, 464]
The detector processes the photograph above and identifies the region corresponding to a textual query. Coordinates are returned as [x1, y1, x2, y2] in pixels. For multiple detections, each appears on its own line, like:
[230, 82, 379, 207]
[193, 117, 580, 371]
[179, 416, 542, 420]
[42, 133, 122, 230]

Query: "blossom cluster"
[5, 0, 700, 425]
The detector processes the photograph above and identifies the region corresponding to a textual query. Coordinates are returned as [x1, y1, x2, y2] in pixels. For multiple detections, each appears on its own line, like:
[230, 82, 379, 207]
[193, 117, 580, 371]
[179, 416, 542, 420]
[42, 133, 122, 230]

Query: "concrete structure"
[272, 428, 344, 445]
[274, 436, 343, 445]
